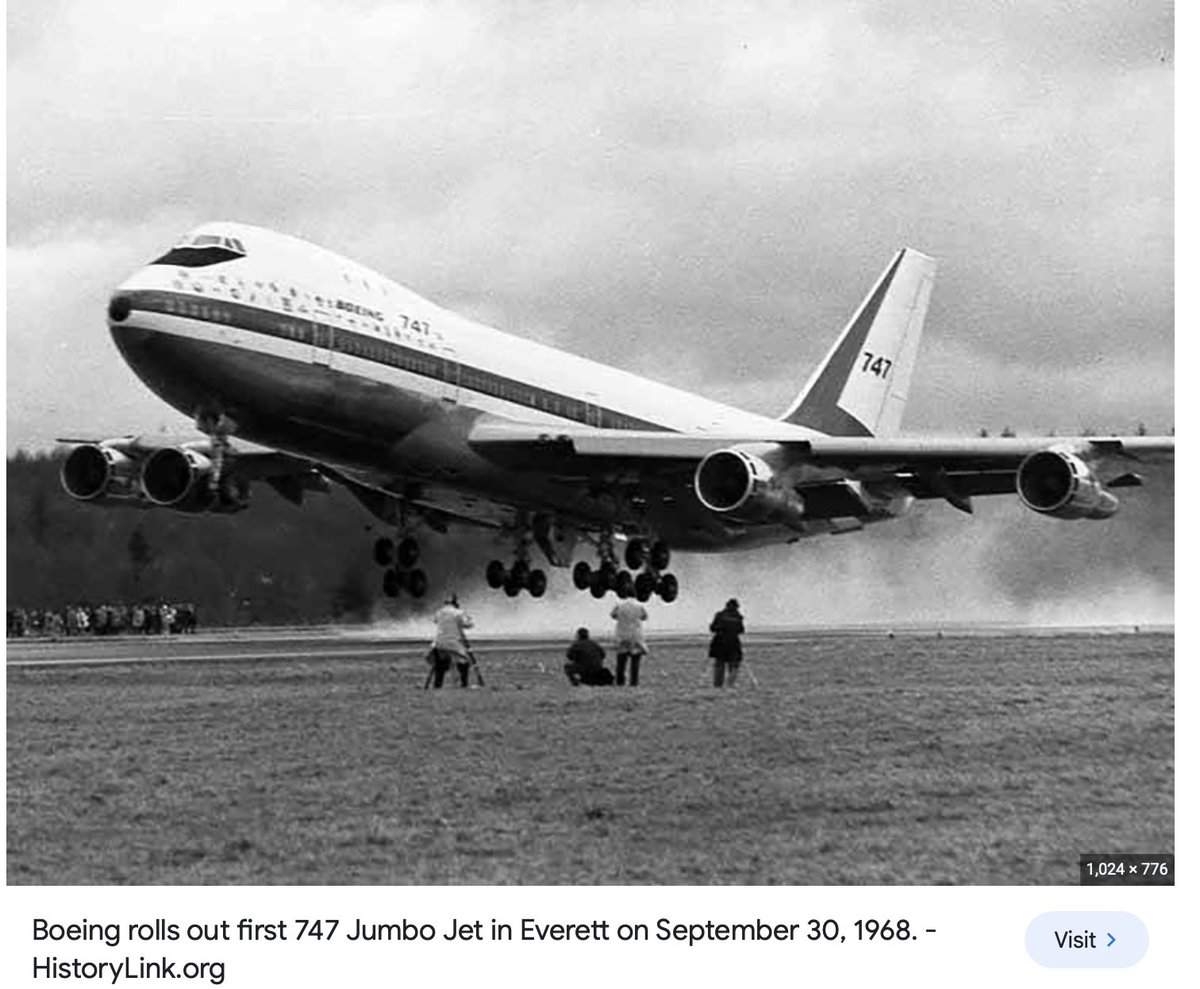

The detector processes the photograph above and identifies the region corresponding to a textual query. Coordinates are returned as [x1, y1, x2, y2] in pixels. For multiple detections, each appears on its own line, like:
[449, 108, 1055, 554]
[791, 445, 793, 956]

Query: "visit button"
[1026, 912, 1148, 968]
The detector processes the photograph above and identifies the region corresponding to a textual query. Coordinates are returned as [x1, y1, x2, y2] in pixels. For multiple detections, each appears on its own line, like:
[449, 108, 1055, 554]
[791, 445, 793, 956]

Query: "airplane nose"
[108, 294, 132, 322]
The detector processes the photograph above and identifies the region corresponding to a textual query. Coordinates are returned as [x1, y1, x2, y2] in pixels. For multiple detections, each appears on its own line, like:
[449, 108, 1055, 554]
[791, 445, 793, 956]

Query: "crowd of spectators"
[7, 602, 198, 638]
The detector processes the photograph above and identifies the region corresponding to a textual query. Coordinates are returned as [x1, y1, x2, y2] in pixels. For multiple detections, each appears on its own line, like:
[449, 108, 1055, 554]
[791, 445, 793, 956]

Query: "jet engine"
[61, 443, 143, 504]
[693, 448, 806, 526]
[141, 447, 248, 513]
[1015, 449, 1119, 520]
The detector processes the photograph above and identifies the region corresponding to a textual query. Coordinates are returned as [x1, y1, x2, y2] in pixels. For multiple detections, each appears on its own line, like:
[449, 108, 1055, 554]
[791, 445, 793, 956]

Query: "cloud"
[6, 214, 199, 448]
[6, 0, 1172, 450]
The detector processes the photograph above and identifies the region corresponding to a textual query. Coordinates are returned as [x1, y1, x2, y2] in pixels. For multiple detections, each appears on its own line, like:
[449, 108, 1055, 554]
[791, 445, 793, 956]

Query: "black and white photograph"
[8, 0, 1173, 918]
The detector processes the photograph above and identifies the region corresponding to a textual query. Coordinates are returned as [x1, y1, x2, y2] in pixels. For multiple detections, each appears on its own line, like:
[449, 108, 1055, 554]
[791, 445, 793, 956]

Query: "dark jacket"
[566, 637, 606, 673]
[708, 608, 744, 663]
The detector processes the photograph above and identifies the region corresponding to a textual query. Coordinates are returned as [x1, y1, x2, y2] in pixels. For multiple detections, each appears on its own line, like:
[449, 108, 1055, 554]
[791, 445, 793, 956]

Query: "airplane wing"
[467, 420, 1174, 518]
[466, 419, 1174, 467]
[58, 433, 515, 530]
[56, 434, 330, 509]
[56, 433, 319, 472]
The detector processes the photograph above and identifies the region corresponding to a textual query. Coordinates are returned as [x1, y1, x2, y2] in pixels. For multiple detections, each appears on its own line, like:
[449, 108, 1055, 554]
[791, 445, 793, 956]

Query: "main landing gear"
[479, 519, 550, 598]
[373, 534, 428, 598]
[572, 537, 679, 603]
[485, 558, 548, 598]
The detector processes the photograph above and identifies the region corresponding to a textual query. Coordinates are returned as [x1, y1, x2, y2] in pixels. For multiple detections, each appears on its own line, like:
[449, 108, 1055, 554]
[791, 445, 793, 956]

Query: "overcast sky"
[6, 0, 1174, 451]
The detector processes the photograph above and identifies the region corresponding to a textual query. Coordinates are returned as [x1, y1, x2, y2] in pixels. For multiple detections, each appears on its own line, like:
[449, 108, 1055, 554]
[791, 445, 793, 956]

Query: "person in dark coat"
[708, 598, 745, 687]
[564, 628, 614, 686]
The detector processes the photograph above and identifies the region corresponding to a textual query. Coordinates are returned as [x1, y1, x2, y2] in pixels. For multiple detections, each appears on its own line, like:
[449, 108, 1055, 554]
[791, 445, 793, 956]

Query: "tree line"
[5, 450, 441, 626]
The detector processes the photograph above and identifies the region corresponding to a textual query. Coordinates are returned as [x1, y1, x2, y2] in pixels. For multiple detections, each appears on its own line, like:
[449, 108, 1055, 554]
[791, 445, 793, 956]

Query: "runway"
[7, 631, 446, 668]
[4, 623, 1162, 669]
[4, 629, 711, 668]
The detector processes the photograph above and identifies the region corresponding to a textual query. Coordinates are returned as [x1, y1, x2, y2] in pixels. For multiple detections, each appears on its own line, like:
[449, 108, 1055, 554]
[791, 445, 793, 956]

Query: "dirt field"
[6, 631, 1173, 884]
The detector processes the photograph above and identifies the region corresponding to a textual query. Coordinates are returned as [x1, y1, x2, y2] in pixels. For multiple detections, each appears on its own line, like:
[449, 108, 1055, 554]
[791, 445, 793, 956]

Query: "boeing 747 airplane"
[60, 222, 1174, 602]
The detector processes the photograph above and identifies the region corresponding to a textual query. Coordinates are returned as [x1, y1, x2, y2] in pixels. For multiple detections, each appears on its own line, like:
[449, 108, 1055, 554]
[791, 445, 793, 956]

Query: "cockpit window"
[150, 232, 248, 268]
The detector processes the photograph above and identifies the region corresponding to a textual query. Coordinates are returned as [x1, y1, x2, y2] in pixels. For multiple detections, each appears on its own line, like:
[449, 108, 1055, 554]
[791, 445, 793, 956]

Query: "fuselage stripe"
[117, 289, 672, 433]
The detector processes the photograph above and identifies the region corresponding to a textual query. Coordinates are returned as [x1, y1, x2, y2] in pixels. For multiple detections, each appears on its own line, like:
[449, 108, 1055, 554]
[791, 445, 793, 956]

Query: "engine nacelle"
[141, 447, 214, 510]
[141, 447, 249, 513]
[694, 448, 806, 526]
[1016, 449, 1119, 520]
[61, 444, 144, 504]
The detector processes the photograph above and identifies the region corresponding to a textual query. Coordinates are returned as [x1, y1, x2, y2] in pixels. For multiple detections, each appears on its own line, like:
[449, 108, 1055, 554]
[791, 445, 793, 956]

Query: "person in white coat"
[430, 594, 474, 688]
[610, 598, 648, 686]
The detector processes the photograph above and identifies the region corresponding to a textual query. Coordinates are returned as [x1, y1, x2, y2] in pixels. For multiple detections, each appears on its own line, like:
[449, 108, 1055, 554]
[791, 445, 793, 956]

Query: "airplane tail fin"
[780, 248, 936, 438]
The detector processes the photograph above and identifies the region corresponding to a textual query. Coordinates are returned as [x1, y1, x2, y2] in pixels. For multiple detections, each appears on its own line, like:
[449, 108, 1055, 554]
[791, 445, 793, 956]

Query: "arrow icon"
[1106, 933, 1116, 948]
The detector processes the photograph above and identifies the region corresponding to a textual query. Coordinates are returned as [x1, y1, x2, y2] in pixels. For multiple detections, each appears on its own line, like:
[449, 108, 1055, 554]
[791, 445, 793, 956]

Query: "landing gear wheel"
[573, 560, 592, 590]
[657, 572, 679, 603]
[486, 560, 506, 589]
[624, 538, 648, 570]
[634, 572, 656, 602]
[382, 569, 402, 597]
[510, 560, 531, 589]
[373, 538, 394, 567]
[408, 569, 428, 599]
[528, 569, 548, 598]
[649, 540, 671, 571]
[397, 536, 420, 569]
[589, 572, 608, 598]
[503, 575, 522, 597]
[615, 570, 635, 599]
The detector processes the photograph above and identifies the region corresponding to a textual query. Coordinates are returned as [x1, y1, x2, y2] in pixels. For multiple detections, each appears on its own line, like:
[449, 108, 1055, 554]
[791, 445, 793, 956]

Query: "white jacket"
[432, 605, 473, 658]
[610, 600, 648, 652]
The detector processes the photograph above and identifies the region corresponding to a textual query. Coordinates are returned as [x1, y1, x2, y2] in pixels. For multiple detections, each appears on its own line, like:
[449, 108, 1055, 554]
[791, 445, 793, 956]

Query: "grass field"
[6, 631, 1173, 885]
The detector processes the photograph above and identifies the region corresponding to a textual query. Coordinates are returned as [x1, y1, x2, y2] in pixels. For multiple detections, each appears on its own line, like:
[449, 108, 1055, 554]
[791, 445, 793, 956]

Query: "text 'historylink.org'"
[28, 914, 938, 982]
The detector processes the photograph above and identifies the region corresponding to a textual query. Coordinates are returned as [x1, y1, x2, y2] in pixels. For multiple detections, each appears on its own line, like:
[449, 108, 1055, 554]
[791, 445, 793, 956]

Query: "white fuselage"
[117, 222, 801, 439]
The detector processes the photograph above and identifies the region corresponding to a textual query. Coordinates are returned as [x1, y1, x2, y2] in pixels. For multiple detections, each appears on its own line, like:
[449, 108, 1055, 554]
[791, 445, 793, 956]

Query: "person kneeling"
[563, 627, 614, 686]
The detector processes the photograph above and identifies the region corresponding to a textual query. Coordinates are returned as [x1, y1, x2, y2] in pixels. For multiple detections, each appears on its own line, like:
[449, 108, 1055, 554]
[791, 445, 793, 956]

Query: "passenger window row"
[153, 292, 648, 430]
